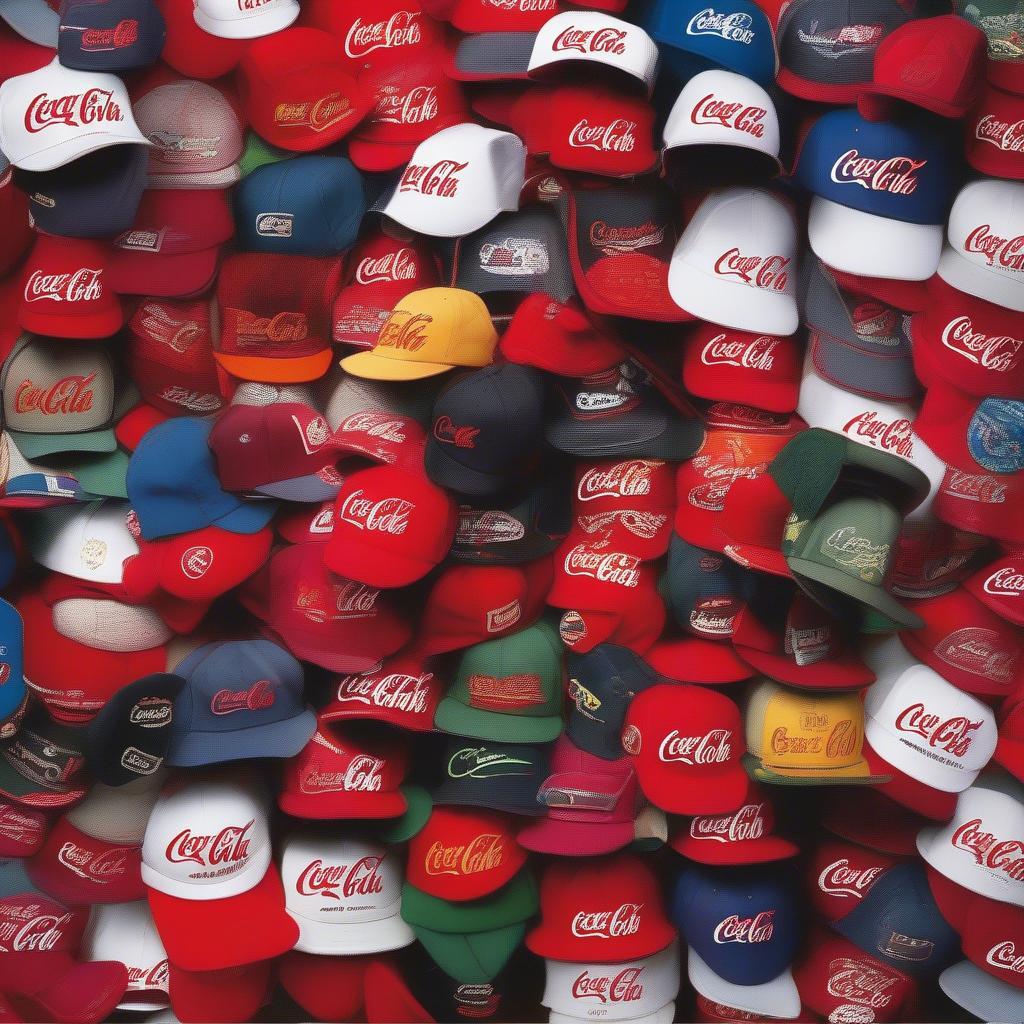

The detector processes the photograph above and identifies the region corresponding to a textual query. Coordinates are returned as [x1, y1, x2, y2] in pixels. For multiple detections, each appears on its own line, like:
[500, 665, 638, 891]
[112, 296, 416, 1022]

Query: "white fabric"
[192, 0, 299, 39]
[27, 500, 137, 585]
[687, 948, 801, 1020]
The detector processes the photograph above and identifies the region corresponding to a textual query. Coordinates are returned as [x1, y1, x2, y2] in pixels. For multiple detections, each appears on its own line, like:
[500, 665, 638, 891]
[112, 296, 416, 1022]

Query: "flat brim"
[291, 909, 415, 956]
[545, 409, 704, 461]
[645, 637, 754, 685]
[106, 247, 220, 297]
[687, 949, 802, 1020]
[213, 347, 334, 384]
[938, 244, 1024, 313]
[808, 197, 941, 282]
[425, 438, 510, 498]
[253, 472, 340, 504]
[211, 498, 277, 536]
[735, 644, 874, 690]
[670, 831, 799, 865]
[517, 815, 634, 856]
[722, 542, 791, 578]
[339, 349, 455, 382]
[166, 709, 317, 767]
[634, 758, 749, 816]
[193, 1, 298, 38]
[63, 449, 130, 499]
[9, 427, 117, 460]
[939, 959, 1024, 1024]
[12, 129, 152, 174]
[0, 0, 58, 46]
[743, 751, 889, 786]
[811, 332, 920, 404]
[862, 739, 958, 821]
[433, 697, 563, 744]
[412, 922, 526, 985]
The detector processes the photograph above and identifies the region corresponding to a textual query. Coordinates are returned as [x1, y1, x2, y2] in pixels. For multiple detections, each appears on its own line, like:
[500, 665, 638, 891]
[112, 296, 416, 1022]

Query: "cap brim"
[213, 348, 334, 384]
[411, 922, 526, 985]
[25, 959, 130, 1024]
[291, 909, 415, 956]
[517, 815, 634, 856]
[147, 164, 243, 189]
[278, 788, 408, 821]
[743, 751, 889, 786]
[670, 831, 799, 865]
[166, 709, 317, 767]
[9, 427, 117, 460]
[433, 697, 563, 743]
[687, 949, 802, 1020]
[645, 637, 753, 685]
[339, 349, 455, 382]
[424, 439, 510, 498]
[810, 332, 919, 405]
[938, 245, 1024, 313]
[14, 128, 152, 174]
[0, 0, 58, 46]
[0, 750, 84, 806]
[865, 717, 977, 794]
[862, 738, 958, 821]
[735, 645, 874, 690]
[635, 759, 749, 816]
[63, 449, 130, 499]
[253, 473, 340, 503]
[106, 247, 220, 298]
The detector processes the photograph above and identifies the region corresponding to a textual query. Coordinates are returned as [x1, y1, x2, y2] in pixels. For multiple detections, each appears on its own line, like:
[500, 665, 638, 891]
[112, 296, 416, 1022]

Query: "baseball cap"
[622, 683, 747, 815]
[140, 773, 299, 971]
[278, 719, 409, 820]
[966, 81, 1024, 177]
[342, 287, 498, 382]
[168, 639, 315, 768]
[940, 958, 1024, 1024]
[281, 831, 413, 954]
[84, 673, 183, 787]
[811, 843, 900, 924]
[58, 0, 166, 72]
[167, 959, 272, 1023]
[0, 702, 86, 808]
[25, 500, 136, 585]
[0, 0, 58, 46]
[821, 785, 928, 856]
[0, 799, 46, 857]
[156, 0, 246, 78]
[133, 79, 242, 189]
[383, 123, 527, 238]
[967, 553, 1024, 627]
[959, 891, 1024, 988]
[234, 155, 366, 257]
[193, 0, 298, 38]
[671, 863, 801, 1020]
[743, 679, 887, 785]
[935, 462, 1024, 544]
[322, 653, 443, 732]
[0, 58, 150, 171]
[127, 417, 277, 541]
[434, 738, 548, 817]
[527, 854, 676, 963]
[0, 165, 32, 279]
[215, 252, 343, 384]
[209, 402, 340, 504]
[14, 144, 147, 239]
[435, 621, 564, 743]
[669, 187, 799, 335]
[277, 952, 366, 1023]
[795, 109, 953, 282]
[645, 636, 753, 686]
[938, 178, 1024, 312]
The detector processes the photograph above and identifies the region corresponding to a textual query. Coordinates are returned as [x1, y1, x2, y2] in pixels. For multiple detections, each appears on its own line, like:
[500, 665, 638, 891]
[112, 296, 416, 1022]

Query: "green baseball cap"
[783, 493, 923, 630]
[56, 448, 130, 500]
[401, 868, 538, 984]
[239, 131, 294, 178]
[770, 428, 930, 521]
[374, 785, 432, 844]
[434, 621, 564, 743]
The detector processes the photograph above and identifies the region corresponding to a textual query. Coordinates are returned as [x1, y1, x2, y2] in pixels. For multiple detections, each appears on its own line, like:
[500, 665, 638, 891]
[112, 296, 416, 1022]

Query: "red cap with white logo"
[140, 773, 298, 971]
[935, 463, 1024, 544]
[622, 683, 748, 816]
[805, 838, 901, 925]
[965, 82, 1024, 180]
[0, 799, 46, 856]
[405, 805, 526, 902]
[967, 554, 1024, 628]
[548, 537, 659, 616]
[527, 853, 677, 963]
[0, 58, 150, 171]
[960, 894, 1024, 989]
[278, 719, 409, 821]
[281, 831, 413, 955]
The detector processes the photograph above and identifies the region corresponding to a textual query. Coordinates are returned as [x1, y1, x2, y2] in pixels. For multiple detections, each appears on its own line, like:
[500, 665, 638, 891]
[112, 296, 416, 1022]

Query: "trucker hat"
[193, 0, 298, 37]
[58, 0, 166, 72]
[967, 553, 1024, 628]
[434, 738, 548, 818]
[322, 654, 443, 733]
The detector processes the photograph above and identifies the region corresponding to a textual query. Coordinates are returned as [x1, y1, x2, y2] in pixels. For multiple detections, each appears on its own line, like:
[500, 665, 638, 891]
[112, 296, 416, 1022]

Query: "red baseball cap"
[548, 538, 657, 615]
[966, 554, 1024, 628]
[899, 587, 1024, 697]
[911, 275, 1024, 399]
[117, 401, 182, 454]
[825, 264, 931, 314]
[995, 690, 1024, 784]
[405, 806, 526, 902]
[622, 683, 748, 816]
[966, 81, 1024, 179]
[499, 293, 625, 376]
[106, 190, 233, 298]
[888, 519, 989, 600]
[415, 560, 551, 656]
[278, 719, 409, 820]
[805, 837, 901, 924]
[238, 542, 412, 673]
[526, 854, 676, 963]
[321, 653, 443, 732]
[215, 253, 343, 384]
[861, 736, 958, 822]
[0, 799, 47, 857]
[935, 464, 1024, 545]
[646, 636, 754, 685]
[326, 466, 457, 589]
[155, 0, 246, 78]
[237, 28, 368, 152]
[168, 959, 273, 1024]
[570, 458, 675, 561]
[332, 232, 440, 350]
[27, 816, 144, 906]
[820, 788, 926, 857]
[960, 893, 1024, 989]
[682, 323, 801, 415]
[670, 782, 798, 865]
[275, 501, 336, 544]
[18, 236, 123, 340]
[364, 958, 435, 1024]
[557, 583, 666, 656]
[421, 0, 562, 33]
[276, 951, 368, 1023]
[331, 407, 428, 471]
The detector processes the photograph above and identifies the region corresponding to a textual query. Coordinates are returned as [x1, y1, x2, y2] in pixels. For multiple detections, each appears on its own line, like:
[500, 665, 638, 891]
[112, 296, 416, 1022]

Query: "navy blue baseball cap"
[835, 862, 961, 978]
[57, 0, 166, 71]
[126, 417, 278, 541]
[671, 863, 801, 1018]
[13, 146, 148, 239]
[0, 599, 26, 740]
[433, 739, 549, 816]
[641, 0, 777, 89]
[233, 155, 367, 258]
[794, 109, 954, 281]
[566, 644, 661, 761]
[167, 639, 316, 767]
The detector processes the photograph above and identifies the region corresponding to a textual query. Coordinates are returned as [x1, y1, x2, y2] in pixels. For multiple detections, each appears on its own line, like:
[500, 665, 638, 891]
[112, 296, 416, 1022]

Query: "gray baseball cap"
[0, 0, 59, 47]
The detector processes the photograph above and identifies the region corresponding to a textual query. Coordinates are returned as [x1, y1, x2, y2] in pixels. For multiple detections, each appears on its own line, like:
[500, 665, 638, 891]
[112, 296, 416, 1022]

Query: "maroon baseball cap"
[168, 959, 273, 1024]
[277, 951, 367, 1023]
[966, 81, 1024, 179]
[935, 464, 1024, 545]
[239, 542, 411, 673]
[0, 799, 47, 857]
[321, 653, 443, 732]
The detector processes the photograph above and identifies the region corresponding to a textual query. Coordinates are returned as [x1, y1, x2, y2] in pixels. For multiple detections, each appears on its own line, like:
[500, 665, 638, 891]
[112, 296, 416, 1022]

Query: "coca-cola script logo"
[659, 728, 732, 765]
[563, 545, 640, 587]
[377, 312, 432, 352]
[296, 855, 384, 901]
[571, 904, 643, 939]
[894, 704, 983, 759]
[941, 315, 1023, 372]
[568, 118, 638, 153]
[338, 489, 412, 534]
[589, 219, 665, 254]
[374, 85, 438, 127]
[273, 94, 354, 134]
[552, 26, 628, 55]
[689, 802, 767, 844]
[964, 225, 1024, 273]
[56, 842, 130, 882]
[714, 249, 789, 291]
[950, 818, 1024, 881]
[986, 940, 1024, 977]
[985, 566, 1024, 599]
[233, 310, 307, 344]
[936, 627, 1017, 684]
[79, 19, 139, 49]
[127, 959, 169, 993]
[830, 151, 926, 194]
[686, 8, 755, 43]
[826, 956, 899, 1010]
[713, 911, 775, 944]
[701, 333, 779, 369]
[210, 679, 276, 716]
[577, 460, 659, 501]
[335, 670, 432, 715]
[842, 411, 914, 457]
[0, 908, 72, 953]
[690, 94, 766, 138]
[433, 415, 480, 448]
[425, 834, 504, 876]
[345, 11, 421, 58]
[165, 821, 253, 868]
[975, 114, 1024, 153]
[14, 374, 94, 417]
[818, 858, 883, 899]
[24, 268, 103, 304]
[398, 160, 467, 198]
[355, 248, 418, 285]
[24, 90, 124, 133]
[571, 967, 644, 1003]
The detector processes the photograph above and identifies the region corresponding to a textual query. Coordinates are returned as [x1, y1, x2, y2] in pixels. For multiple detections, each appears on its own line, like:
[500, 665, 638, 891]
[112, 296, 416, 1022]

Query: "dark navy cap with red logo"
[58, 0, 166, 72]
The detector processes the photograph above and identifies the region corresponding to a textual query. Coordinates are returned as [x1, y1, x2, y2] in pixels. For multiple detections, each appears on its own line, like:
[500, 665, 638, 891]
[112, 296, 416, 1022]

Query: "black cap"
[433, 740, 549, 816]
[14, 146, 148, 240]
[58, 0, 166, 72]
[84, 673, 184, 786]
[566, 644, 661, 760]
[426, 364, 545, 497]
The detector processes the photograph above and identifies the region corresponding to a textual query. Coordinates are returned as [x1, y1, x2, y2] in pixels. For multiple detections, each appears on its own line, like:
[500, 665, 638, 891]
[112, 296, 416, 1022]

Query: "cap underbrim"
[211, 498, 277, 536]
[290, 908, 415, 956]
[425, 438, 512, 498]
[278, 788, 408, 821]
[433, 697, 563, 744]
[12, 129, 152, 174]
[810, 333, 920, 405]
[253, 473, 340, 504]
[166, 708, 317, 768]
[743, 751, 889, 786]
[9, 427, 117, 460]
[687, 949, 801, 1020]
[0, 0, 59, 46]
[939, 959, 1024, 1023]
[339, 349, 456, 382]
[213, 348, 334, 385]
[412, 921, 526, 985]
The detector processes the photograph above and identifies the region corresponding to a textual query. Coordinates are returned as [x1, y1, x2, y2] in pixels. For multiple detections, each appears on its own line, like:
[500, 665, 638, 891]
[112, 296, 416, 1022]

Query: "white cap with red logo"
[0, 58, 150, 172]
[668, 187, 799, 335]
[193, 0, 299, 39]
[280, 830, 414, 955]
[917, 774, 1024, 908]
[384, 123, 527, 238]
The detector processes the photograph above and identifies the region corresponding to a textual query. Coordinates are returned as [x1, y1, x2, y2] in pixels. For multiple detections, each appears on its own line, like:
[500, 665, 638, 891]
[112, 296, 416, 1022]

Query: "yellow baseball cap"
[742, 679, 889, 786]
[340, 288, 498, 381]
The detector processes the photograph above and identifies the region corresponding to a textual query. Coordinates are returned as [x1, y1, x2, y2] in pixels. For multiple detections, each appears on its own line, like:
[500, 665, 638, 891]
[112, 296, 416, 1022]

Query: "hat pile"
[0, 0, 1021, 1021]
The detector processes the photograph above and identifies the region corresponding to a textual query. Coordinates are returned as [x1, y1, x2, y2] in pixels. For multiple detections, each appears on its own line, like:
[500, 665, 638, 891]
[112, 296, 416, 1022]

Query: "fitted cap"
[669, 187, 798, 335]
[0, 58, 150, 171]
[281, 831, 413, 954]
[193, 0, 298, 38]
[25, 499, 136, 585]
[384, 123, 527, 238]
[966, 81, 1024, 179]
[434, 738, 548, 817]
[58, 0, 166, 72]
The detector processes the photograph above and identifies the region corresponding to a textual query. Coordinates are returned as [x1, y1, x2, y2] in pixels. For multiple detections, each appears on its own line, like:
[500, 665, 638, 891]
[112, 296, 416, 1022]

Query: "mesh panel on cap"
[51, 599, 172, 652]
[66, 776, 165, 844]
[454, 32, 534, 76]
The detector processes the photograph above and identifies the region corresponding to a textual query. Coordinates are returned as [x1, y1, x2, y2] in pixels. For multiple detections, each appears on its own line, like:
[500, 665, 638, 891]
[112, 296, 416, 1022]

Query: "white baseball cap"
[0, 59, 150, 172]
[940, 960, 1024, 1024]
[0, 0, 59, 46]
[543, 941, 680, 1024]
[25, 500, 138, 585]
[67, 773, 168, 845]
[384, 123, 526, 238]
[917, 774, 1024, 908]
[663, 70, 780, 173]
[281, 831, 414, 955]
[527, 12, 660, 95]
[82, 901, 170, 1013]
[668, 187, 799, 335]
[687, 949, 801, 1021]
[938, 179, 1024, 313]
[51, 597, 172, 652]
[864, 662, 997, 793]
[193, 0, 299, 39]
